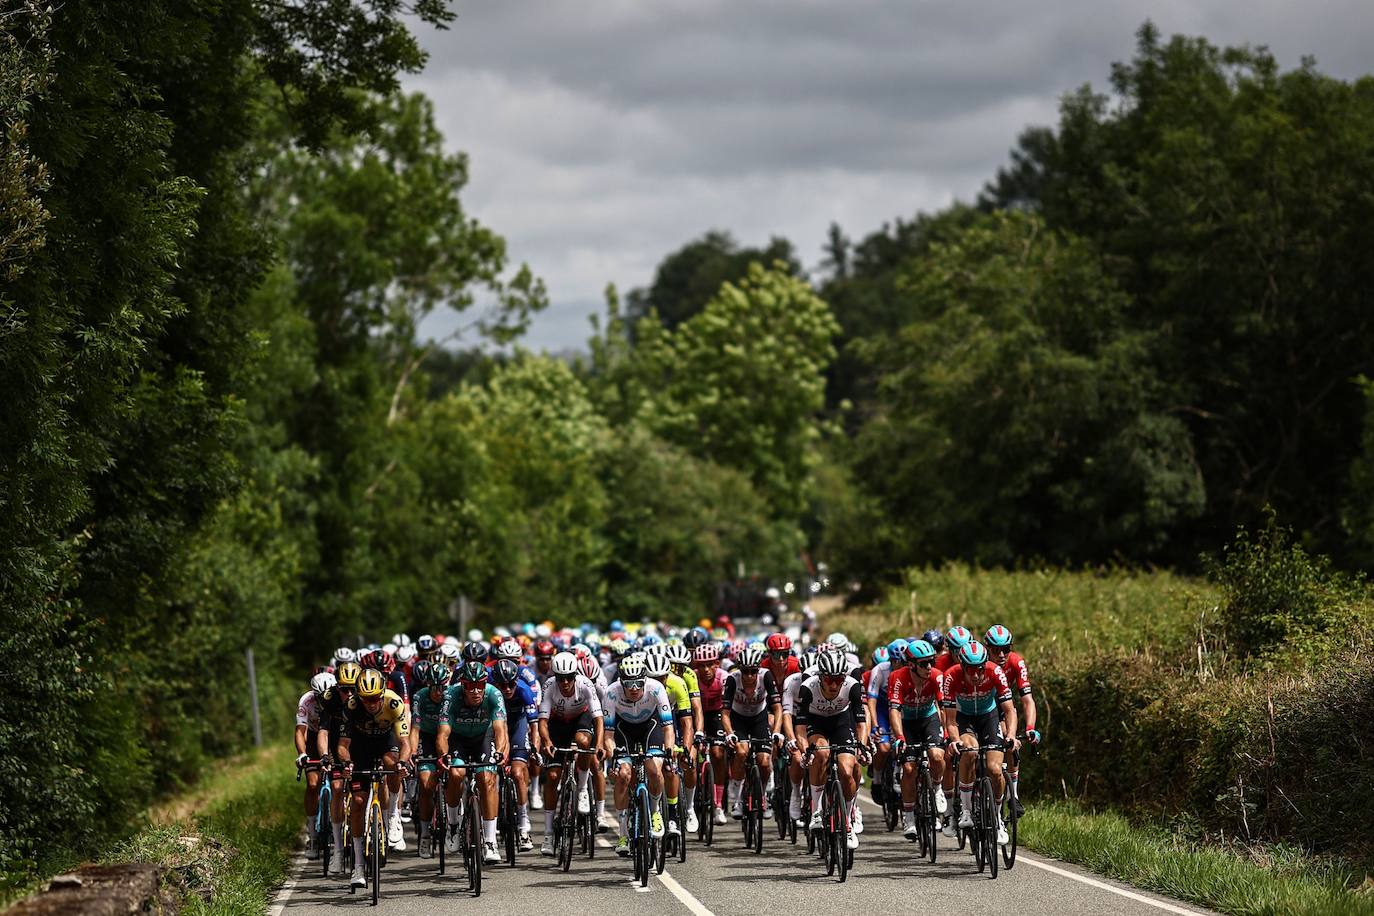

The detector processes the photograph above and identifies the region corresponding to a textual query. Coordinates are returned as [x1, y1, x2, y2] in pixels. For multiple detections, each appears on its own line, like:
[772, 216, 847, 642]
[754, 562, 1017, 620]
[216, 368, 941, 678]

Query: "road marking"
[854, 796, 1208, 915]
[267, 843, 308, 916]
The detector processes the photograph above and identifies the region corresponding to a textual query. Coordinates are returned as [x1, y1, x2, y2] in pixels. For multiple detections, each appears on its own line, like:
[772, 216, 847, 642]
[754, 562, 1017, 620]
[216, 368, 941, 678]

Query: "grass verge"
[1021, 800, 1374, 916]
[98, 741, 299, 915]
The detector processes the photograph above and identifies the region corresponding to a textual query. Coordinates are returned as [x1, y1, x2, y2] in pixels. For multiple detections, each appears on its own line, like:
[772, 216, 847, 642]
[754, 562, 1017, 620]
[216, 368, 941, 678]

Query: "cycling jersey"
[941, 664, 1012, 716]
[501, 679, 539, 725]
[694, 665, 728, 712]
[995, 651, 1033, 697]
[658, 673, 692, 719]
[386, 670, 410, 706]
[762, 654, 799, 685]
[886, 666, 945, 719]
[604, 679, 674, 727]
[342, 690, 411, 739]
[722, 668, 780, 717]
[866, 660, 893, 711]
[539, 675, 605, 722]
[795, 675, 867, 725]
[934, 653, 958, 674]
[295, 692, 324, 733]
[780, 669, 806, 717]
[441, 683, 506, 737]
[674, 665, 701, 699]
[411, 686, 448, 734]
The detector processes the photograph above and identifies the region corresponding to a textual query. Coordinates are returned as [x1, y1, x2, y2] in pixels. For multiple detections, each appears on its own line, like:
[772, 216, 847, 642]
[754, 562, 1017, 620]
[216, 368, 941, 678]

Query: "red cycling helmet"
[534, 639, 557, 657]
[578, 655, 600, 680]
[364, 649, 396, 675]
[765, 633, 792, 652]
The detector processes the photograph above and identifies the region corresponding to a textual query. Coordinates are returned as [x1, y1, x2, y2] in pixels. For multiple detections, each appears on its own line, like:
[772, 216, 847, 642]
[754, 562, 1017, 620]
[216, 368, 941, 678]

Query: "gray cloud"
[409, 0, 1374, 352]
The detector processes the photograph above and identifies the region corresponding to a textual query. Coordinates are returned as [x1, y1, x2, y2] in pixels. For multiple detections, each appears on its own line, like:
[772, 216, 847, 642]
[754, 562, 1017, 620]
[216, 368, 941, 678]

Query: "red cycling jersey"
[941, 663, 1012, 716]
[694, 665, 728, 712]
[994, 651, 1033, 696]
[933, 652, 958, 674]
[763, 654, 799, 685]
[886, 666, 945, 719]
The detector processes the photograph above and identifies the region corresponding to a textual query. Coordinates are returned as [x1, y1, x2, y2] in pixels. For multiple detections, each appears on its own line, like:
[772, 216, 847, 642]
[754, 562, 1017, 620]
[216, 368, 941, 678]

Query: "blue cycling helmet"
[886, 639, 909, 663]
[684, 626, 710, 649]
[641, 633, 662, 647]
[871, 646, 889, 665]
[922, 629, 945, 652]
[984, 625, 1013, 648]
[905, 639, 936, 662]
[946, 626, 973, 651]
[958, 640, 988, 666]
[610, 619, 624, 632]
[490, 659, 520, 685]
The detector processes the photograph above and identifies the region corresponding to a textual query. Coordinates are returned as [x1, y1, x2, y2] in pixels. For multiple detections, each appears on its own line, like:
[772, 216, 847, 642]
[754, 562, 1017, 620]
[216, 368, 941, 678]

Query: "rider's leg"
[613, 762, 631, 835]
[478, 770, 498, 846]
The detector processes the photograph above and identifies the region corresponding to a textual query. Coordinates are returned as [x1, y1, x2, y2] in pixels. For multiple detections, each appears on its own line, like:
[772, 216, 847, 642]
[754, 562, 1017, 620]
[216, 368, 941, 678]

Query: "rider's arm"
[888, 705, 904, 743]
[295, 723, 309, 755]
[850, 683, 869, 748]
[337, 736, 353, 764]
[435, 722, 451, 758]
[720, 675, 736, 735]
[999, 697, 1018, 747]
[794, 685, 812, 749]
[492, 718, 510, 761]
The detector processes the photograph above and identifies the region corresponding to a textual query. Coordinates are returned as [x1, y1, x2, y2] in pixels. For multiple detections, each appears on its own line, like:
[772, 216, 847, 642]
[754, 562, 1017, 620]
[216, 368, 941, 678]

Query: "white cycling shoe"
[934, 787, 948, 815]
[957, 810, 974, 830]
[445, 829, 460, 853]
[531, 793, 544, 811]
[576, 788, 591, 814]
[902, 816, 917, 839]
[482, 841, 500, 864]
[808, 810, 823, 831]
[349, 866, 366, 888]
[540, 836, 555, 857]
[686, 809, 699, 833]
[997, 822, 1010, 847]
[941, 817, 959, 838]
[387, 816, 406, 850]
[846, 828, 859, 850]
[712, 806, 727, 826]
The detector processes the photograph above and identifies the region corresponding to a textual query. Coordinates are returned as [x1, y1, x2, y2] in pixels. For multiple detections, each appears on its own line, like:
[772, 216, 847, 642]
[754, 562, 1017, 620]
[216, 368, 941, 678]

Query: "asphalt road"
[272, 793, 1216, 916]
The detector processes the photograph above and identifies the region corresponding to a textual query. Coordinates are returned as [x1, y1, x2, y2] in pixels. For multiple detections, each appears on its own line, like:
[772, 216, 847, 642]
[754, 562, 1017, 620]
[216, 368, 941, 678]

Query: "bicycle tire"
[752, 765, 764, 854]
[638, 788, 652, 888]
[922, 771, 938, 864]
[436, 797, 447, 875]
[317, 786, 331, 879]
[834, 783, 849, 883]
[503, 778, 517, 866]
[558, 776, 575, 872]
[467, 788, 483, 896]
[822, 782, 837, 876]
[955, 789, 967, 851]
[1002, 797, 1018, 869]
[676, 795, 688, 862]
[698, 758, 715, 846]
[982, 777, 998, 879]
[370, 801, 383, 907]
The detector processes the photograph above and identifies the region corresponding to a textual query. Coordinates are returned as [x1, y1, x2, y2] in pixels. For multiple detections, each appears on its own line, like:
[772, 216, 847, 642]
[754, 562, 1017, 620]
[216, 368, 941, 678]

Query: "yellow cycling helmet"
[357, 669, 386, 699]
[335, 661, 362, 687]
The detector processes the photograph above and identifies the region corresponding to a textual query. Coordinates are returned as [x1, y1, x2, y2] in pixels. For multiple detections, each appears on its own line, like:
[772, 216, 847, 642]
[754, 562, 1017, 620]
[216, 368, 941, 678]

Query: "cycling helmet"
[495, 641, 522, 661]
[922, 629, 945, 652]
[412, 660, 433, 686]
[578, 655, 600, 680]
[738, 645, 765, 670]
[391, 633, 412, 647]
[461, 641, 488, 663]
[692, 643, 720, 664]
[416, 635, 437, 656]
[458, 660, 489, 684]
[946, 626, 973, 652]
[610, 619, 624, 633]
[644, 651, 670, 678]
[357, 669, 386, 698]
[438, 643, 460, 663]
[551, 653, 578, 677]
[335, 661, 362, 687]
[573, 644, 592, 660]
[817, 651, 848, 677]
[984, 625, 1014, 648]
[382, 642, 398, 656]
[728, 638, 747, 659]
[905, 639, 937, 663]
[372, 649, 396, 675]
[443, 634, 460, 647]
[467, 628, 484, 643]
[640, 633, 662, 648]
[684, 627, 710, 649]
[426, 662, 452, 687]
[396, 645, 416, 664]
[333, 647, 357, 665]
[871, 646, 889, 665]
[959, 640, 988, 666]
[826, 632, 849, 649]
[534, 639, 556, 658]
[886, 638, 909, 663]
[310, 672, 336, 695]
[491, 659, 520, 686]
[618, 655, 646, 680]
[665, 643, 691, 666]
[765, 633, 792, 652]
[609, 638, 630, 658]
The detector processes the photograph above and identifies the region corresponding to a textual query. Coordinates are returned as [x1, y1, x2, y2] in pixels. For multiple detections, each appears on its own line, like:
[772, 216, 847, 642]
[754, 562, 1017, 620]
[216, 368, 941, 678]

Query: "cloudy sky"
[405, 0, 1372, 352]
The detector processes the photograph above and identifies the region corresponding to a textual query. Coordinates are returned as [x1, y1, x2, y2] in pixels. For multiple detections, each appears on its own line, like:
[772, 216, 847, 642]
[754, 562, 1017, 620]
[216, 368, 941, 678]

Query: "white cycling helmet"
[467, 628, 484, 643]
[618, 654, 647, 680]
[495, 641, 522, 661]
[535, 623, 551, 638]
[665, 643, 691, 666]
[391, 633, 412, 647]
[396, 645, 416, 663]
[817, 651, 848, 677]
[310, 672, 336, 695]
[644, 650, 670, 679]
[443, 634, 460, 647]
[332, 647, 356, 665]
[551, 652, 578, 677]
[737, 645, 765, 669]
[382, 642, 398, 655]
[826, 633, 848, 649]
[439, 643, 461, 662]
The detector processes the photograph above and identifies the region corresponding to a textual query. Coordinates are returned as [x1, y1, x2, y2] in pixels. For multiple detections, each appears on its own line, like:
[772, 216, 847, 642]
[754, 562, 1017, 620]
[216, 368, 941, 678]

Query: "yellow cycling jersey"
[660, 673, 691, 717]
[343, 689, 411, 739]
[672, 664, 700, 698]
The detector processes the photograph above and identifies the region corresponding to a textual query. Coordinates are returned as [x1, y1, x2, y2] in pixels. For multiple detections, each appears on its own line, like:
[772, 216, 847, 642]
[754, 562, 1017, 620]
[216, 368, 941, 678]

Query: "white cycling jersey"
[604, 679, 673, 727]
[795, 674, 866, 722]
[296, 691, 323, 731]
[723, 668, 780, 717]
[539, 674, 605, 722]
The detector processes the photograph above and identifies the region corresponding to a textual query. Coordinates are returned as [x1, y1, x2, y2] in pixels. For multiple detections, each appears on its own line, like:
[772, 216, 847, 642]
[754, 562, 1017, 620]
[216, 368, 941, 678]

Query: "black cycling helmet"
[461, 641, 488, 663]
[684, 626, 710, 649]
[922, 629, 945, 652]
[490, 659, 520, 686]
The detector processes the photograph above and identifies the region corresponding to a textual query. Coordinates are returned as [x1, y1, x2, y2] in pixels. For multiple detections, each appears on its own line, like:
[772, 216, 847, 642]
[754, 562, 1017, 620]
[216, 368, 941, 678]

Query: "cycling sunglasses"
[621, 678, 646, 690]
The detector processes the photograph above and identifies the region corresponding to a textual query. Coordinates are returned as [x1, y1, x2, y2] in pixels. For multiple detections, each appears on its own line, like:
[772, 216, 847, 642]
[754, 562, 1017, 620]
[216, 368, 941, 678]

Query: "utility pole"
[245, 648, 262, 747]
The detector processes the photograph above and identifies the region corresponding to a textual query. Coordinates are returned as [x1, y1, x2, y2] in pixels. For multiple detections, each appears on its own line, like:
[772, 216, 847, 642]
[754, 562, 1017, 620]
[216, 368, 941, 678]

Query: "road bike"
[349, 767, 396, 906]
[954, 739, 1004, 879]
[443, 750, 503, 897]
[770, 745, 791, 841]
[661, 748, 689, 864]
[735, 736, 771, 854]
[617, 741, 665, 888]
[807, 742, 857, 883]
[547, 745, 598, 872]
[496, 763, 519, 866]
[897, 740, 939, 863]
[296, 758, 332, 878]
[411, 755, 447, 874]
[692, 733, 728, 846]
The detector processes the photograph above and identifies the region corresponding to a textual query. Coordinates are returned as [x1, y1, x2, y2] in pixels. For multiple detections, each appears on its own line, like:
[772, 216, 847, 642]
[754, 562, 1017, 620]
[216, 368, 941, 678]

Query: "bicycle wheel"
[637, 788, 651, 888]
[954, 789, 967, 851]
[697, 759, 715, 846]
[467, 791, 483, 896]
[884, 766, 900, 832]
[982, 778, 998, 879]
[502, 778, 517, 866]
[821, 782, 837, 876]
[1001, 796, 1018, 869]
[558, 779, 575, 872]
[834, 786, 850, 883]
[436, 796, 447, 875]
[370, 802, 384, 906]
[921, 771, 937, 864]
[317, 790, 331, 879]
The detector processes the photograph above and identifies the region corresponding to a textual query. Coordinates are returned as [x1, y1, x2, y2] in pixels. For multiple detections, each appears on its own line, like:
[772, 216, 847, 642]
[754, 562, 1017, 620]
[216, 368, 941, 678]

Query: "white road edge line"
[267, 841, 308, 916]
[855, 796, 1206, 916]
[599, 811, 716, 915]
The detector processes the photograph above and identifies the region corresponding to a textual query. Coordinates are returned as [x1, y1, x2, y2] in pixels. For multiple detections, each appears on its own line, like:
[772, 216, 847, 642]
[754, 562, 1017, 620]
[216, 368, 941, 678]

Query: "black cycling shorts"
[729, 710, 771, 743]
[703, 710, 725, 738]
[802, 713, 857, 748]
[347, 732, 400, 784]
[613, 718, 665, 759]
[956, 711, 1002, 749]
[449, 731, 495, 770]
[902, 713, 945, 748]
[546, 710, 596, 754]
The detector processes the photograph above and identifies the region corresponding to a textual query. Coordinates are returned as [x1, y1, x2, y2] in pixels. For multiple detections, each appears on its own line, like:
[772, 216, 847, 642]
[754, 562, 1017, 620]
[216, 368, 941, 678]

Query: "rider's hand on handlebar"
[693, 731, 706, 748]
[296, 753, 310, 768]
[725, 734, 739, 748]
[1024, 729, 1041, 748]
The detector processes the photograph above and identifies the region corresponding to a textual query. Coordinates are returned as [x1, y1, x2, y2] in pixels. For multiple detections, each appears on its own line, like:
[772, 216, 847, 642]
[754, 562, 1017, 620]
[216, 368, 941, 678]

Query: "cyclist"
[491, 658, 538, 851]
[936, 626, 972, 674]
[410, 660, 451, 858]
[721, 645, 782, 820]
[779, 651, 814, 825]
[666, 642, 704, 832]
[943, 640, 1018, 847]
[644, 648, 692, 838]
[763, 633, 799, 683]
[493, 639, 543, 707]
[536, 652, 605, 856]
[528, 639, 558, 811]
[690, 642, 730, 826]
[436, 660, 509, 865]
[867, 639, 908, 805]
[603, 655, 676, 855]
[337, 669, 413, 888]
[795, 650, 869, 851]
[295, 671, 334, 859]
[316, 661, 361, 876]
[887, 638, 952, 837]
[415, 634, 439, 662]
[985, 624, 1040, 815]
[579, 652, 612, 828]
